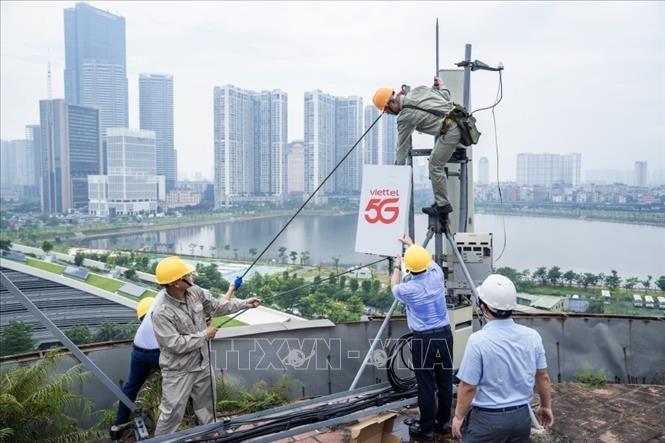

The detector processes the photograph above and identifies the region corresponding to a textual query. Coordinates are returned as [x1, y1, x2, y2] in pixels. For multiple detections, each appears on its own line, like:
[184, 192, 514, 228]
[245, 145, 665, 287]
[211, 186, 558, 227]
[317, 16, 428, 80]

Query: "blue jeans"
[410, 326, 454, 432]
[115, 346, 161, 425]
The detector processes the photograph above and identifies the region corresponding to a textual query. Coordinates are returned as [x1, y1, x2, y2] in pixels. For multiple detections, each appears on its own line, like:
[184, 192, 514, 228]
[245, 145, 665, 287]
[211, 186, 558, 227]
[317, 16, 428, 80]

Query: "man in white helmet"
[452, 274, 554, 442]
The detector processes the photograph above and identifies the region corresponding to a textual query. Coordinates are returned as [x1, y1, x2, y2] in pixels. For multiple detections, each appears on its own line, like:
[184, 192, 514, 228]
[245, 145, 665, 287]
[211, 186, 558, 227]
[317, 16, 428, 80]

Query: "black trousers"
[410, 325, 454, 432]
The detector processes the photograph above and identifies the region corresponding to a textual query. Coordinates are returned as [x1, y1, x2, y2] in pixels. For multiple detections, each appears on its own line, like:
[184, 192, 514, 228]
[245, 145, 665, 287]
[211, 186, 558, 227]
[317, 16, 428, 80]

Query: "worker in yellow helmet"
[151, 256, 261, 436]
[390, 234, 453, 441]
[110, 297, 161, 440]
[373, 78, 461, 221]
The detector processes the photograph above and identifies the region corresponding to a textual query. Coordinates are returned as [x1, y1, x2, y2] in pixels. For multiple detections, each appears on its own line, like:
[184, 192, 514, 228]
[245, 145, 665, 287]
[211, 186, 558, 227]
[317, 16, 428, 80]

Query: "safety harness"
[402, 103, 481, 146]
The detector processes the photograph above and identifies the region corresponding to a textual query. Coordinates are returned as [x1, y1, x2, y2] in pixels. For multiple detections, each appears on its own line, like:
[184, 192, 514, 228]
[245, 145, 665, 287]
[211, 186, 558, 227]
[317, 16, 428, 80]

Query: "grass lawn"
[85, 274, 123, 292]
[211, 316, 246, 328]
[26, 258, 64, 274]
[140, 289, 158, 299]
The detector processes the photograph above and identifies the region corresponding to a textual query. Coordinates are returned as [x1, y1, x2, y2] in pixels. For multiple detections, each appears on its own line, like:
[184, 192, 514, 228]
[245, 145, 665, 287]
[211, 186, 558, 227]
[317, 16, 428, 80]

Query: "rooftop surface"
[264, 383, 664, 443]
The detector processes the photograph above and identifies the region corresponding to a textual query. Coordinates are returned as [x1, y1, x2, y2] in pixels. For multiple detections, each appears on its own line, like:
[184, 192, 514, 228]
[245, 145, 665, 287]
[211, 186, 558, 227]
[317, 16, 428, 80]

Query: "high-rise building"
[26, 125, 42, 192]
[304, 90, 336, 196]
[39, 99, 102, 212]
[287, 141, 305, 195]
[478, 156, 490, 185]
[213, 85, 287, 207]
[516, 153, 581, 186]
[304, 91, 366, 196]
[89, 128, 159, 216]
[139, 73, 177, 191]
[363, 106, 397, 167]
[0, 139, 35, 198]
[64, 2, 128, 134]
[633, 161, 647, 187]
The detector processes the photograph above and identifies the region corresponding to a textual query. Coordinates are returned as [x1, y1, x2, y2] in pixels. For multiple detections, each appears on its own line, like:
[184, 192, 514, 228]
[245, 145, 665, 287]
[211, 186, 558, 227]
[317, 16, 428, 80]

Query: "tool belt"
[402, 103, 481, 146]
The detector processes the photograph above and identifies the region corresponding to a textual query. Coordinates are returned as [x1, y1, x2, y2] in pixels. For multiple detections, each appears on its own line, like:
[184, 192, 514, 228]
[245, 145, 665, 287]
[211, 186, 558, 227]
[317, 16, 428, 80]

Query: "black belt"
[133, 345, 160, 354]
[473, 404, 527, 413]
[413, 324, 451, 336]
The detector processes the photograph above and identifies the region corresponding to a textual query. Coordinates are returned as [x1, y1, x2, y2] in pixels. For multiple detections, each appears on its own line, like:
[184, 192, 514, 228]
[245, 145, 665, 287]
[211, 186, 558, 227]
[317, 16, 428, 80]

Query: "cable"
[490, 72, 507, 263]
[470, 70, 503, 116]
[238, 113, 384, 280]
[386, 332, 416, 391]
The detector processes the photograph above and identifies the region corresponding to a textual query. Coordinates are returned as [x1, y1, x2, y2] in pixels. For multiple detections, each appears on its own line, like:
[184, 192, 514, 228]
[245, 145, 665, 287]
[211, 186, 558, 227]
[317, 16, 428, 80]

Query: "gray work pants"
[430, 122, 461, 207]
[463, 406, 531, 443]
[154, 369, 215, 436]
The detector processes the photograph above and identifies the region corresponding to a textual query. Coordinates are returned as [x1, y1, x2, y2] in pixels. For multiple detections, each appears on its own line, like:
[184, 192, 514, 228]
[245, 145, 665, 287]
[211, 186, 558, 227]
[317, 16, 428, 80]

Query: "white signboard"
[355, 165, 412, 257]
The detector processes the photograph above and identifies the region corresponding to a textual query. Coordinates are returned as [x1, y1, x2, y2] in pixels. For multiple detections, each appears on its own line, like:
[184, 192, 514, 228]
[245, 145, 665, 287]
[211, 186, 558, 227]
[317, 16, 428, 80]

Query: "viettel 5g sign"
[355, 165, 412, 257]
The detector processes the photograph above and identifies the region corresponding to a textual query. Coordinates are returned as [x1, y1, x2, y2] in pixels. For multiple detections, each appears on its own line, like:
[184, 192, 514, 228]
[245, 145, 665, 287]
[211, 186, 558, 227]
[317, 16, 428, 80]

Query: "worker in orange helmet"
[373, 77, 461, 222]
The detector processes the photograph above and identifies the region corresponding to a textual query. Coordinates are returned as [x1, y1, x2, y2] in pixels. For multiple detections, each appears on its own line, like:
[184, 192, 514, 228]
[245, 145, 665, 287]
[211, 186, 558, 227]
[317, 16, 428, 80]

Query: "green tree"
[65, 324, 91, 345]
[278, 246, 287, 264]
[532, 267, 548, 285]
[361, 280, 372, 293]
[0, 351, 105, 442]
[0, 320, 35, 356]
[299, 251, 310, 266]
[605, 270, 621, 291]
[624, 277, 640, 290]
[642, 275, 653, 293]
[496, 267, 521, 285]
[124, 268, 139, 281]
[94, 321, 122, 342]
[581, 273, 599, 289]
[0, 238, 12, 251]
[520, 269, 531, 284]
[249, 248, 258, 259]
[656, 276, 665, 292]
[74, 252, 85, 266]
[349, 279, 359, 292]
[289, 250, 298, 265]
[41, 240, 53, 254]
[562, 270, 577, 287]
[331, 256, 340, 273]
[233, 248, 239, 260]
[347, 295, 365, 318]
[339, 275, 347, 290]
[547, 266, 562, 286]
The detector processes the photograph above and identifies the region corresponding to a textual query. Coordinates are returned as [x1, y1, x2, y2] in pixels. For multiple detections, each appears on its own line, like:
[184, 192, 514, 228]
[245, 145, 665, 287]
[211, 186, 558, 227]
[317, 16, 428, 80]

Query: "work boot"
[408, 423, 434, 442]
[421, 203, 453, 216]
[434, 421, 451, 434]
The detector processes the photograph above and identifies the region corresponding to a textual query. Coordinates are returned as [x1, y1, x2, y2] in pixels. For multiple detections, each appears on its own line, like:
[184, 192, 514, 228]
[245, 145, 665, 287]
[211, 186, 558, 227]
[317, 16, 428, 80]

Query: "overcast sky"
[2, 1, 664, 181]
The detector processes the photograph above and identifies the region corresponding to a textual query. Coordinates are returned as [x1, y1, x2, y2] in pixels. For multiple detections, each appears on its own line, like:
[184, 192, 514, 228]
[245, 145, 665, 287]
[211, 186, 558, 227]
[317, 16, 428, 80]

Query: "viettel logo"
[364, 189, 400, 224]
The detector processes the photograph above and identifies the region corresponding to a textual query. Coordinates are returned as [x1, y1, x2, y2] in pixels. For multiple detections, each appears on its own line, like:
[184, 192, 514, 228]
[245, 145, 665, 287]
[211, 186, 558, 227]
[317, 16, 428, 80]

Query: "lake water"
[81, 214, 664, 280]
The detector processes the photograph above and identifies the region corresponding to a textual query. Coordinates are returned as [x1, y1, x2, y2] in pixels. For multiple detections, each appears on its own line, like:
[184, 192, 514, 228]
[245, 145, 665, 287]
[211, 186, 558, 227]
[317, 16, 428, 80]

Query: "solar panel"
[118, 282, 146, 298]
[63, 266, 89, 280]
[0, 250, 27, 262]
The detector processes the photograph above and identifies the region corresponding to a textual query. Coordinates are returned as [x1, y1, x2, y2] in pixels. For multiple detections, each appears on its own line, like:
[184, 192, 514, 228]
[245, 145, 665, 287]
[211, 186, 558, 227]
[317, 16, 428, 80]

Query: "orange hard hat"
[372, 88, 394, 112]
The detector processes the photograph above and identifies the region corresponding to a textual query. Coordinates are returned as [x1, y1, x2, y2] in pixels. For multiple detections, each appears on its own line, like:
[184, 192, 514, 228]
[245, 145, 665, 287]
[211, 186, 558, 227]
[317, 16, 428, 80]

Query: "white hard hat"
[477, 274, 517, 311]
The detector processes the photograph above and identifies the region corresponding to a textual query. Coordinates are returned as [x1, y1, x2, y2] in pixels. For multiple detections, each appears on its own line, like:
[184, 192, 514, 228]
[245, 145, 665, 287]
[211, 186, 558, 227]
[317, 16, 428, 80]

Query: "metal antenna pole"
[458, 44, 472, 232]
[435, 19, 440, 75]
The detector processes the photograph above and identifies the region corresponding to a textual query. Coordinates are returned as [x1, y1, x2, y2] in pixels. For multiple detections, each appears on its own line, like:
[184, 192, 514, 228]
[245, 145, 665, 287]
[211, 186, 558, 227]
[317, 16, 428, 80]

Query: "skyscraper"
[478, 156, 490, 185]
[213, 85, 287, 207]
[633, 161, 647, 187]
[516, 153, 581, 186]
[287, 141, 305, 195]
[0, 140, 32, 198]
[304, 91, 365, 196]
[89, 128, 159, 216]
[139, 73, 177, 191]
[39, 99, 102, 212]
[64, 2, 128, 133]
[26, 125, 42, 193]
[363, 106, 397, 166]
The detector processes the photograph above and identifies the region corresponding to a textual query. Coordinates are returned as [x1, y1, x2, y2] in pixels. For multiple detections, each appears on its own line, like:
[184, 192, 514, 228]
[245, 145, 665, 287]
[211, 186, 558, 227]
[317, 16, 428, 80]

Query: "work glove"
[233, 276, 243, 289]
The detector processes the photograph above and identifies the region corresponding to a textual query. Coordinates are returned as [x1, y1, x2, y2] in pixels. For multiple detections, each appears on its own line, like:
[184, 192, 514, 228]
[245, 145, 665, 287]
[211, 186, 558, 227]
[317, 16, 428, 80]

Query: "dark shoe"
[435, 421, 451, 434]
[109, 426, 122, 441]
[421, 203, 453, 216]
[409, 423, 434, 441]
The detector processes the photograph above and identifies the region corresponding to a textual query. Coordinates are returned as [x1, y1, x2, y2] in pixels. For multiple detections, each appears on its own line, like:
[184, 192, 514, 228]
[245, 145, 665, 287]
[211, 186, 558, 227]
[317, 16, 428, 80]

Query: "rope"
[238, 112, 384, 279]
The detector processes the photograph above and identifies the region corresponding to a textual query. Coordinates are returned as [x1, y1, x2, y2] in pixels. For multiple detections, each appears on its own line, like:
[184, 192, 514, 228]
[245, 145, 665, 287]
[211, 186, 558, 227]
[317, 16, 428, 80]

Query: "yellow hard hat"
[373, 88, 394, 112]
[155, 256, 194, 285]
[136, 297, 155, 319]
[403, 245, 431, 273]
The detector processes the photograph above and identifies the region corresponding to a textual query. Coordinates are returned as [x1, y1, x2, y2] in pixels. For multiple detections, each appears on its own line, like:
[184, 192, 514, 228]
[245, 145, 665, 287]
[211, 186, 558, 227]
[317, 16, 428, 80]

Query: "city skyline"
[2, 1, 663, 183]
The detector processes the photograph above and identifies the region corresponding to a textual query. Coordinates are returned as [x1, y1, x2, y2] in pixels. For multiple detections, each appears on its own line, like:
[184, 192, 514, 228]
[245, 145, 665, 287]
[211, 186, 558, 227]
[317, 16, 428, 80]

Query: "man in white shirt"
[110, 295, 162, 439]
